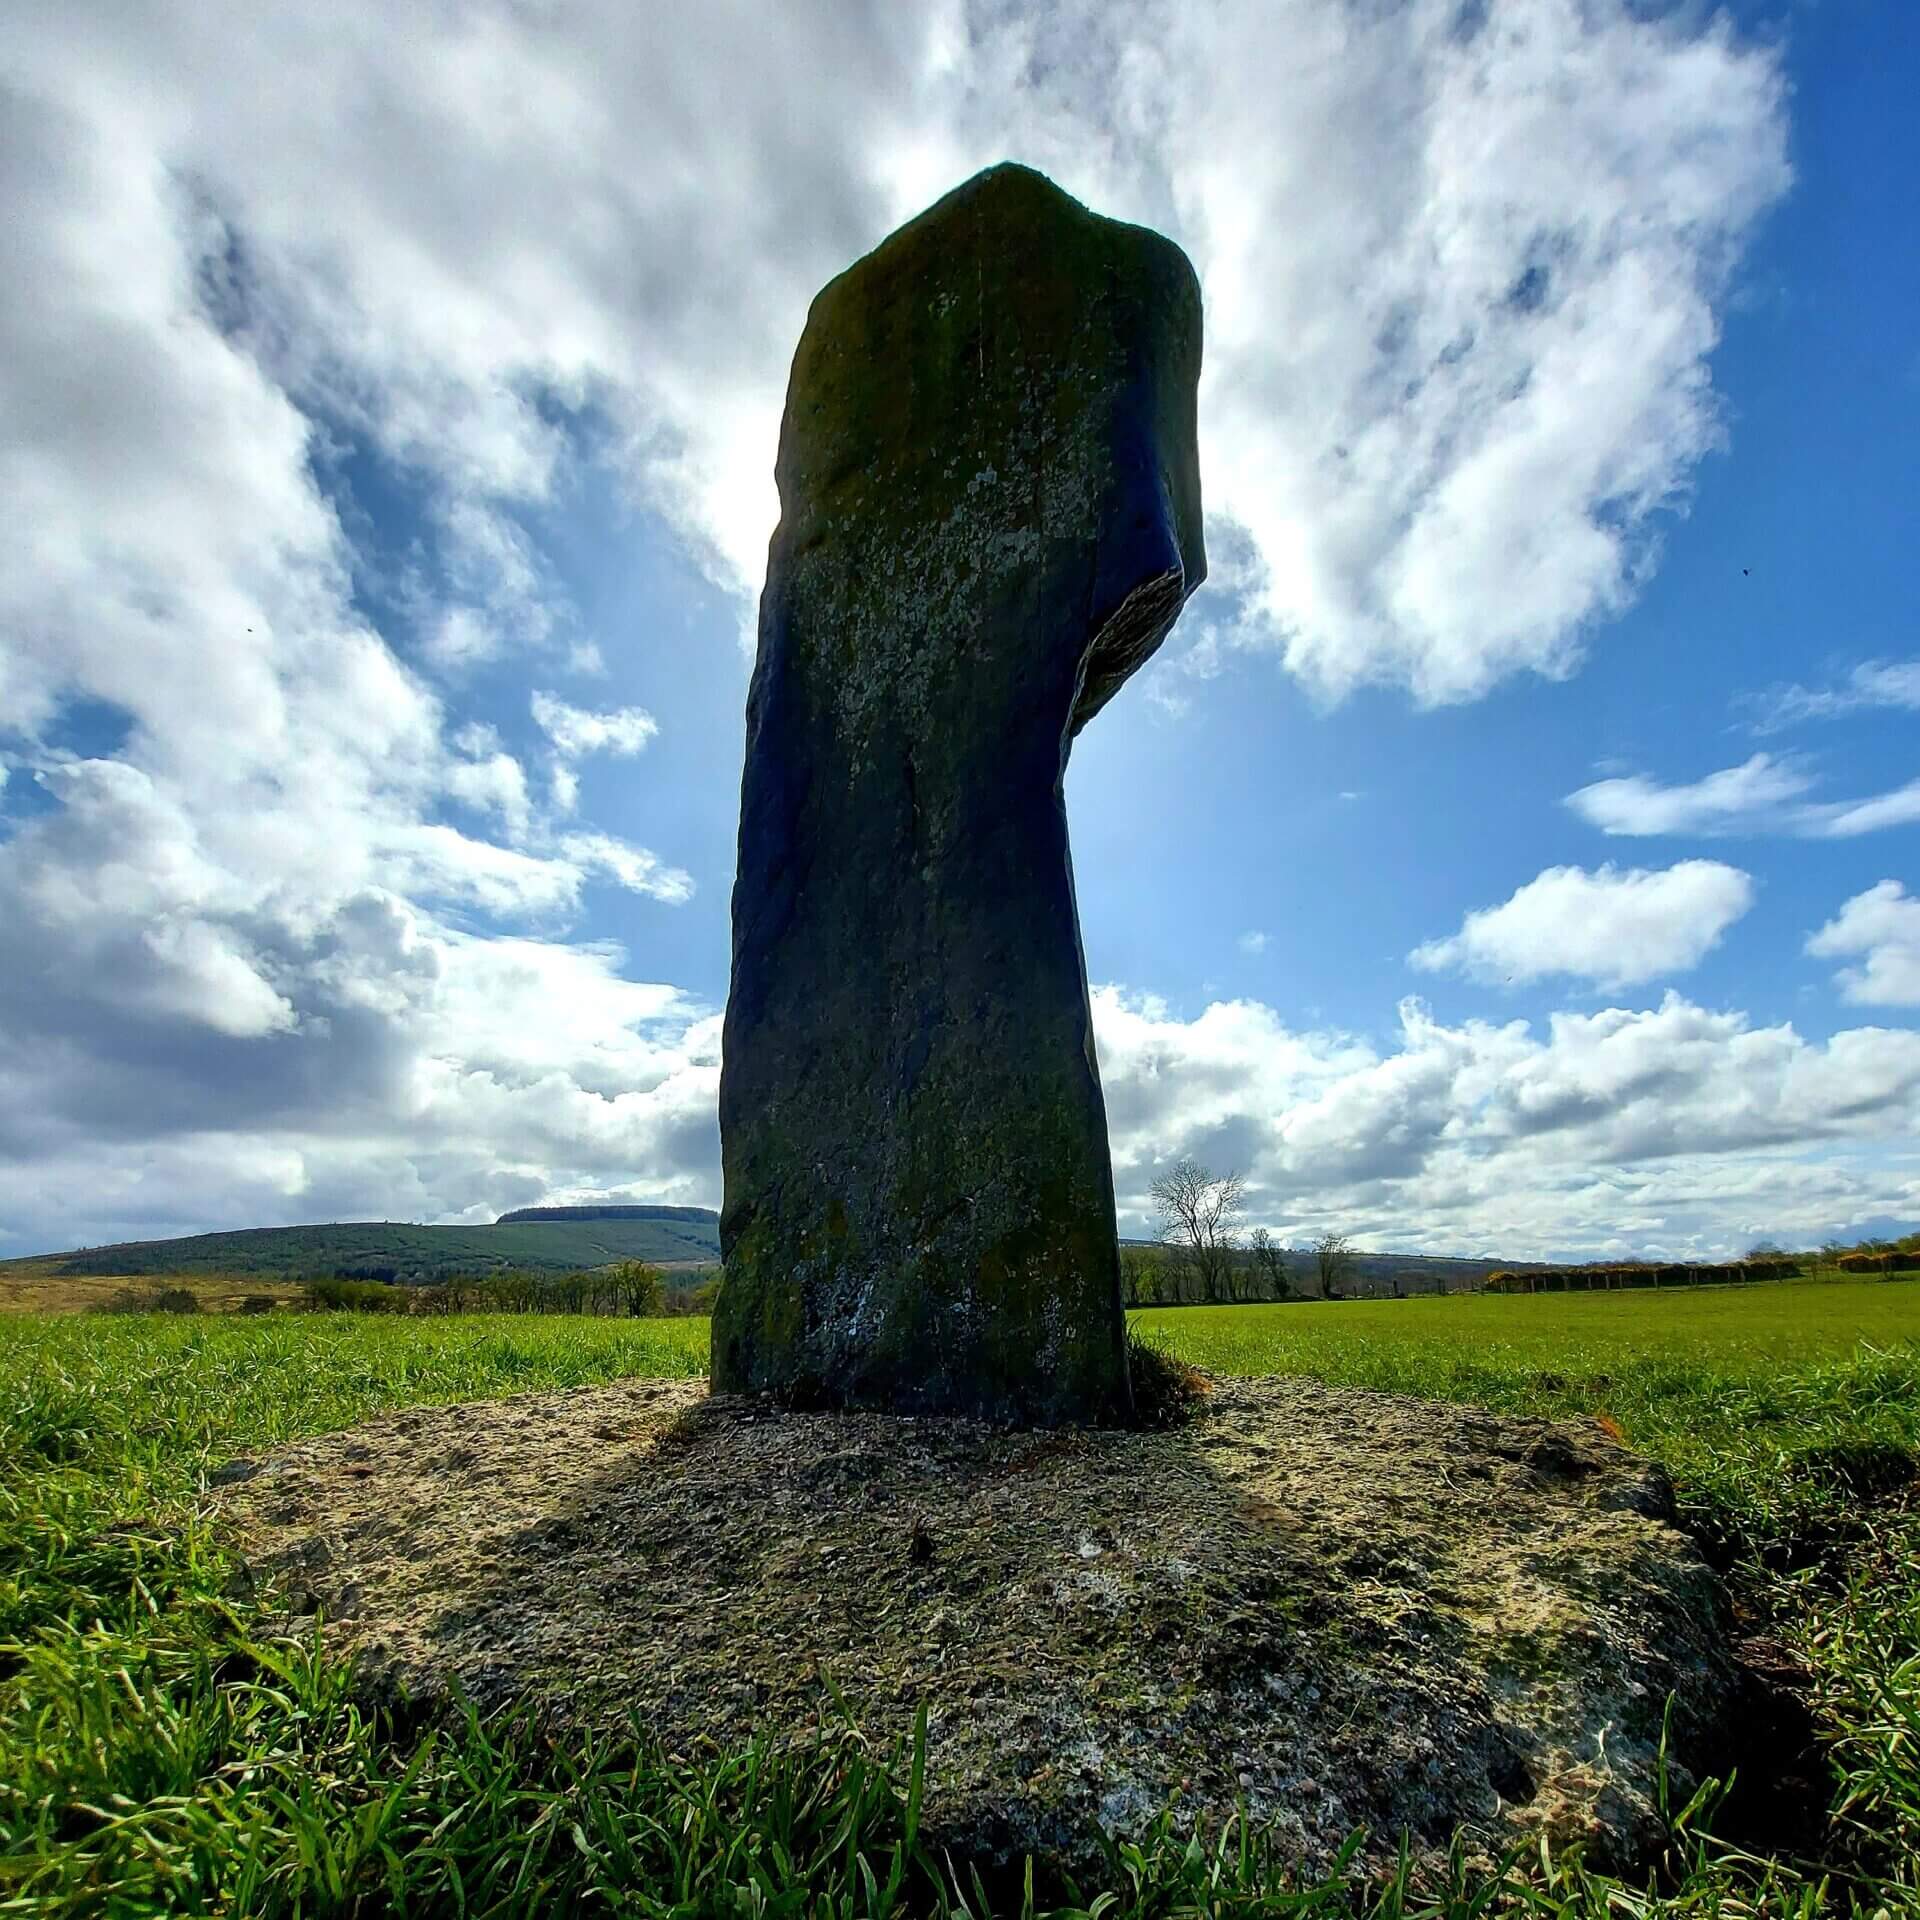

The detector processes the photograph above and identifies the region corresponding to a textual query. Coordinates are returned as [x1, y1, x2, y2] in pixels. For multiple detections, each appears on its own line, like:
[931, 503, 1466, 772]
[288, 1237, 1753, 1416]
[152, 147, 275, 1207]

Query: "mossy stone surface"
[713, 163, 1206, 1423]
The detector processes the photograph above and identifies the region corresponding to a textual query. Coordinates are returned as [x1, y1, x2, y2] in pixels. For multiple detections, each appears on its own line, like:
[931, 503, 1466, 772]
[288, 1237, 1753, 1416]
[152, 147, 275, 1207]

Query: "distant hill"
[14, 1203, 1538, 1295]
[16, 1207, 722, 1282]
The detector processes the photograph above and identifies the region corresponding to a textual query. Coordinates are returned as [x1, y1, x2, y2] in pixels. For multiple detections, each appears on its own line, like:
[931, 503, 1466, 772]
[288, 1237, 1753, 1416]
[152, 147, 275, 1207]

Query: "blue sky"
[1, 0, 1915, 1260]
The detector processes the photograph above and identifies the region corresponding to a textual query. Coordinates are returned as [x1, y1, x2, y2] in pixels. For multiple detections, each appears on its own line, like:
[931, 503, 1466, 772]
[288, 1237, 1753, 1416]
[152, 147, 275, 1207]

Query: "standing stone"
[713, 163, 1205, 1424]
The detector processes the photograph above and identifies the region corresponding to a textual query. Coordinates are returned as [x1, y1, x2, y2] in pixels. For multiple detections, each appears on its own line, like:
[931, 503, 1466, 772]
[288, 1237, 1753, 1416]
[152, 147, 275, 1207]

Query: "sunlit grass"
[1136, 1278, 1920, 1562]
[2, 1285, 1917, 1914]
[1140, 1271, 1920, 1369]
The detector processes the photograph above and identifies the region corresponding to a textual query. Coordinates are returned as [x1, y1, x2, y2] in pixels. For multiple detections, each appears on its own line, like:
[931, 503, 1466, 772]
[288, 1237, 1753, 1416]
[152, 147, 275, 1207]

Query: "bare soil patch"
[214, 1376, 1733, 1877]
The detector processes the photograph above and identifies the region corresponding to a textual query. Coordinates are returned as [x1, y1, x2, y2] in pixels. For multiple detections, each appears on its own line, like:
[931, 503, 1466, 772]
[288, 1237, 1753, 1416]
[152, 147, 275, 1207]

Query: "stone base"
[215, 1376, 1733, 1877]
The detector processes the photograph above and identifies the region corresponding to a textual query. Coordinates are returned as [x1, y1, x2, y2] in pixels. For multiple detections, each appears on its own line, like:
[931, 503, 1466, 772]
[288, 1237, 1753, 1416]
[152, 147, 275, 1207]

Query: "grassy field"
[0, 1270, 313, 1316]
[1139, 1279, 1920, 1562]
[2, 1279, 1916, 1914]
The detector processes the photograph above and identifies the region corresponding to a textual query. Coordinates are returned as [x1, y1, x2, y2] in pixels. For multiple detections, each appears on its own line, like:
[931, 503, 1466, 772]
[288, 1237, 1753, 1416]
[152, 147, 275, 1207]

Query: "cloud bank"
[4, 0, 1789, 707]
[7, 954, 1916, 1264]
[0, 1, 1837, 1260]
[1095, 987, 1920, 1261]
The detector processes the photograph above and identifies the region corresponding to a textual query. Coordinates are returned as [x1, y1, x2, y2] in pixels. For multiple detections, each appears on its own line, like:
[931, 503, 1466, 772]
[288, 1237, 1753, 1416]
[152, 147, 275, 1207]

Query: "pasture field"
[0, 1268, 312, 1317]
[1139, 1273, 1920, 1369]
[2, 1280, 1917, 1914]
[1137, 1277, 1920, 1558]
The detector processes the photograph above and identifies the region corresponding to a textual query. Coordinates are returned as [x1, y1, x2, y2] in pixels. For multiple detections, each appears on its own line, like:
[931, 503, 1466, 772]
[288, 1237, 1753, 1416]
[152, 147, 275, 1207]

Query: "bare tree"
[1247, 1226, 1292, 1301]
[1314, 1230, 1356, 1301]
[1150, 1159, 1245, 1304]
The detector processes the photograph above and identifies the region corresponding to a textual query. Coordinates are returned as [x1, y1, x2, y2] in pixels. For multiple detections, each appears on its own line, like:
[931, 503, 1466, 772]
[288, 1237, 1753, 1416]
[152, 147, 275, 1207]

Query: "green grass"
[2, 1282, 1917, 1914]
[1139, 1273, 1920, 1368]
[1135, 1278, 1920, 1564]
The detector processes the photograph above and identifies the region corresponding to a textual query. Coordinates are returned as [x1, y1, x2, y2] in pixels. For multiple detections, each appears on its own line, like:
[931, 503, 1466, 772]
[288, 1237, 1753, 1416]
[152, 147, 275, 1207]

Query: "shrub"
[303, 1276, 410, 1313]
[653, 1273, 720, 1316]
[1485, 1255, 1800, 1295]
[1125, 1332, 1210, 1427]
[394, 1264, 685, 1316]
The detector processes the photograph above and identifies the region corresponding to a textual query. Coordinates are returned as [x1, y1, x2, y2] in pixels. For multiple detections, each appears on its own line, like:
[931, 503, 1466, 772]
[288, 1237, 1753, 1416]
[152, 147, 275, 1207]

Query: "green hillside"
[18, 1208, 721, 1281]
[16, 1214, 1530, 1294]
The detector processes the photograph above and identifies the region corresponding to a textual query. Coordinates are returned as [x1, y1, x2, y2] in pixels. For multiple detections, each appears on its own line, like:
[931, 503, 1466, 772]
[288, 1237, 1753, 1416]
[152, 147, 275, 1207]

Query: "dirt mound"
[213, 1377, 1732, 1876]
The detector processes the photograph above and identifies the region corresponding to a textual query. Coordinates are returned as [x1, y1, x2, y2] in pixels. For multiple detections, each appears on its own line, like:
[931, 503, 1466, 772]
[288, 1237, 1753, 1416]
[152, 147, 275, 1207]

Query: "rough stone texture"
[714, 164, 1206, 1423]
[216, 1377, 1732, 1878]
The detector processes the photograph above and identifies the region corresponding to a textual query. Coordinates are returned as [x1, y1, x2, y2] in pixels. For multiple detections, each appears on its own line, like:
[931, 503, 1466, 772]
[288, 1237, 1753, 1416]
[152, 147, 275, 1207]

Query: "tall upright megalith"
[713, 164, 1205, 1423]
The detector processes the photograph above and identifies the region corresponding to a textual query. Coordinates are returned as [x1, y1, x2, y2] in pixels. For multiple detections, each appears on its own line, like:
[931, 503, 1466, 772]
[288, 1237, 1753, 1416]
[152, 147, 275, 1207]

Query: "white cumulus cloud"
[1808, 881, 1920, 1007]
[1409, 861, 1753, 989]
[2, 0, 1788, 708]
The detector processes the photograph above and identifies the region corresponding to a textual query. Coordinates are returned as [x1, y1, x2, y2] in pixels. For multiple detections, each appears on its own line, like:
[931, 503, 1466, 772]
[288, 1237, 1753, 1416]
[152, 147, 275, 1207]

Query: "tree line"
[1130, 1158, 1356, 1306]
[300, 1261, 707, 1315]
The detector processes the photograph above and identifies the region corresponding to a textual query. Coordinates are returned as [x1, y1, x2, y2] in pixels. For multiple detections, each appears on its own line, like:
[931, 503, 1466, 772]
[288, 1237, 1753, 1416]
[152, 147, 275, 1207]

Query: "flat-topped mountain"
[495, 1204, 713, 1226]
